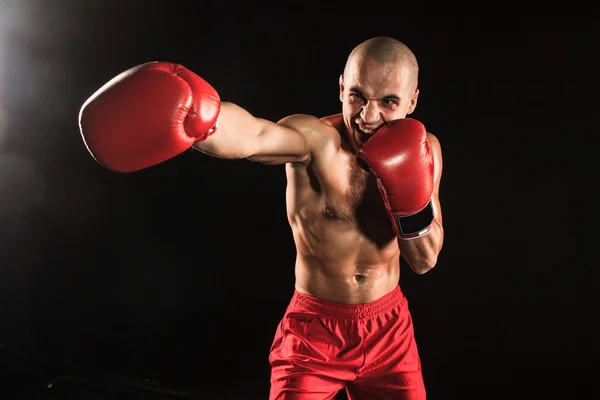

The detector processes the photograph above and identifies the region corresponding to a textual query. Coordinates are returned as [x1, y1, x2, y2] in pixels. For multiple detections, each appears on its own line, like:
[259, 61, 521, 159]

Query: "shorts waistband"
[288, 285, 404, 319]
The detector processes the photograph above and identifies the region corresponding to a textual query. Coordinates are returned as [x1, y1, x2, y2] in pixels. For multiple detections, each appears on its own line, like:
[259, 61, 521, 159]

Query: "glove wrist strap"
[396, 199, 435, 240]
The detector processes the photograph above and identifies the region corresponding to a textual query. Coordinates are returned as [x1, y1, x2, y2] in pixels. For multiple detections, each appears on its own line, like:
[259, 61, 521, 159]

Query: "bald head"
[344, 37, 419, 91]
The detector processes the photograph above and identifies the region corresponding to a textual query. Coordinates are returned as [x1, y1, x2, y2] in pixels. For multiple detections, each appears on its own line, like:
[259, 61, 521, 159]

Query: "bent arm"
[399, 133, 445, 274]
[193, 102, 312, 165]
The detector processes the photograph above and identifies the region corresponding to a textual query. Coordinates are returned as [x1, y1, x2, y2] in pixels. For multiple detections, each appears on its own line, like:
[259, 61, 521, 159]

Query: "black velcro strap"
[397, 200, 434, 237]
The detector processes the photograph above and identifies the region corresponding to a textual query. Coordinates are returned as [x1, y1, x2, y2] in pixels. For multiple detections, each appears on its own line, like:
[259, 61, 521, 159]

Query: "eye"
[348, 92, 365, 103]
[382, 99, 398, 106]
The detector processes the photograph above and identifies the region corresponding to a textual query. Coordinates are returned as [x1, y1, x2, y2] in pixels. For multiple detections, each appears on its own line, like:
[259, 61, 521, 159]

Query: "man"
[79, 36, 444, 399]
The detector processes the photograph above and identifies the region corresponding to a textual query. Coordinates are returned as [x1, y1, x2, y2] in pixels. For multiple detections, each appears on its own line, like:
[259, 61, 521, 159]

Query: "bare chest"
[316, 152, 392, 235]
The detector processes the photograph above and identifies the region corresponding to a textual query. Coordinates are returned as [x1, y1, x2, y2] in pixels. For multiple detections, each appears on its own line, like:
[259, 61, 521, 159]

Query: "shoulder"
[426, 131, 443, 181]
[427, 132, 441, 152]
[277, 113, 341, 144]
[277, 114, 322, 129]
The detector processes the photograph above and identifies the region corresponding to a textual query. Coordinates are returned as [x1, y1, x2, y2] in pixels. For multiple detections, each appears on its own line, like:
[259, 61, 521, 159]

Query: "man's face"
[340, 57, 419, 150]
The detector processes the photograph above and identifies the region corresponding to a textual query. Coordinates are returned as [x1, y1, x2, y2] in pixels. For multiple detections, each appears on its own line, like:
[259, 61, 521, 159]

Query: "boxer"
[79, 36, 444, 399]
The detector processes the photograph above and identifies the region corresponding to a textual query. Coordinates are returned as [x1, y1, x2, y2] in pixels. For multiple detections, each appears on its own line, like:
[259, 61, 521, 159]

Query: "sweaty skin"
[283, 114, 442, 304]
[194, 54, 444, 305]
[287, 113, 404, 304]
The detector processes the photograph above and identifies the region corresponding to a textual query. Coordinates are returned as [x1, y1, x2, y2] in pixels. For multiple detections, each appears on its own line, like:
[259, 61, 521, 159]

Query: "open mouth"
[355, 124, 381, 142]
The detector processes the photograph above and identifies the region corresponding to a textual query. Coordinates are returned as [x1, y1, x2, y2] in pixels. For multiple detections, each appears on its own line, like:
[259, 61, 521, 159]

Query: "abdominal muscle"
[290, 216, 401, 305]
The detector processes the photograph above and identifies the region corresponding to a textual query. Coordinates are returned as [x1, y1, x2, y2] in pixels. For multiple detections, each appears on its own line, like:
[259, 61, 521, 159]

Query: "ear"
[339, 74, 345, 103]
[406, 88, 419, 115]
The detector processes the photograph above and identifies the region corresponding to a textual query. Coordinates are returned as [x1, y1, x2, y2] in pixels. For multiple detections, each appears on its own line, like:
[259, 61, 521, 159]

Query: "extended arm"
[193, 102, 312, 165]
[79, 62, 315, 172]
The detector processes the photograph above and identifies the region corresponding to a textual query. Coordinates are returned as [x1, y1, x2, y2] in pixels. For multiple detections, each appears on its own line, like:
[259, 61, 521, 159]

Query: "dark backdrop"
[0, 2, 597, 399]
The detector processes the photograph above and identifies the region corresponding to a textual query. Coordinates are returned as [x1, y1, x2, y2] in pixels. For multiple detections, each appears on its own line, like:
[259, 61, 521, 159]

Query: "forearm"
[193, 102, 263, 159]
[398, 218, 444, 274]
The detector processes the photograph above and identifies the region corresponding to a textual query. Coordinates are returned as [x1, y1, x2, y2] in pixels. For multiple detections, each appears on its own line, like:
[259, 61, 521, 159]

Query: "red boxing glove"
[79, 62, 220, 173]
[356, 118, 435, 239]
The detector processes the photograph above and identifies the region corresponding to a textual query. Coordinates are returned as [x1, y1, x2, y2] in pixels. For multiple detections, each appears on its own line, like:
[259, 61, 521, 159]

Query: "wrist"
[395, 199, 435, 240]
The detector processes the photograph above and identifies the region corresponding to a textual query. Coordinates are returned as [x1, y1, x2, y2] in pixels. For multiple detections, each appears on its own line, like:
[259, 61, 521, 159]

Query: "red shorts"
[269, 285, 425, 400]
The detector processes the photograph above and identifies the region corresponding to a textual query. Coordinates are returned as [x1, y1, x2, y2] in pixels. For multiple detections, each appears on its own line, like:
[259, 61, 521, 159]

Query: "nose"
[360, 101, 381, 126]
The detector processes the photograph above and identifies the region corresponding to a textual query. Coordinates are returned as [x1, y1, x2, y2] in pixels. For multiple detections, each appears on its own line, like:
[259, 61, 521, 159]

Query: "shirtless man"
[78, 36, 444, 399]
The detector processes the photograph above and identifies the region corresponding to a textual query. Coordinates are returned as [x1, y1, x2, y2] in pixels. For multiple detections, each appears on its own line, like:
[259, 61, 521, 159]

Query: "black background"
[0, 2, 597, 399]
